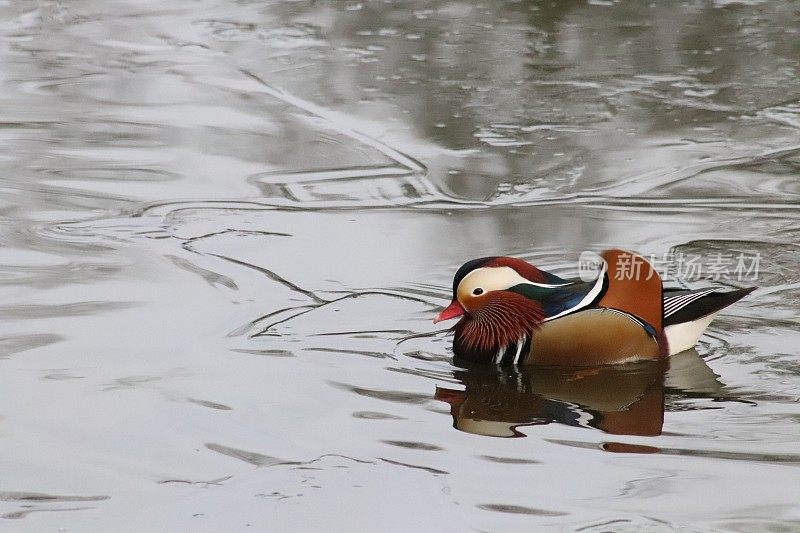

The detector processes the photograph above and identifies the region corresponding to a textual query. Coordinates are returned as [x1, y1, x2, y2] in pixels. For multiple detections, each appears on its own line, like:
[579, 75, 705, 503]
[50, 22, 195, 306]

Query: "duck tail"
[664, 286, 756, 326]
[662, 286, 755, 355]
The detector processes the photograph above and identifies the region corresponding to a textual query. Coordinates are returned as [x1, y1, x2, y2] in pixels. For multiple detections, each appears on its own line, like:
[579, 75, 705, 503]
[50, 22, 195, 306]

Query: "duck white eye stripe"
[457, 266, 571, 295]
[520, 281, 572, 288]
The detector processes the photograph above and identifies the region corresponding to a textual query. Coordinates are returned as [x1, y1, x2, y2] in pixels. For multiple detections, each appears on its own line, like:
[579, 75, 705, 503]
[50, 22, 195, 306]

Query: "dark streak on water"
[477, 503, 569, 517]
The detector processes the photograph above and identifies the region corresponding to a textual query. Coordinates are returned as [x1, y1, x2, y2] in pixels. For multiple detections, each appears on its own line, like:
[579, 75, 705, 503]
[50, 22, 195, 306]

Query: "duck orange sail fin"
[598, 249, 663, 336]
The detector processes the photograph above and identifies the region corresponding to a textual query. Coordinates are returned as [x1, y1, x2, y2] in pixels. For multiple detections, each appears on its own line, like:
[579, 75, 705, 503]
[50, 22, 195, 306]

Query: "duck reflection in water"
[435, 349, 724, 438]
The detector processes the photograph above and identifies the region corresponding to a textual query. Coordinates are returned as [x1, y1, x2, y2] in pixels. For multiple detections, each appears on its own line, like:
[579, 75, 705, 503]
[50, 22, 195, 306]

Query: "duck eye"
[472, 287, 484, 296]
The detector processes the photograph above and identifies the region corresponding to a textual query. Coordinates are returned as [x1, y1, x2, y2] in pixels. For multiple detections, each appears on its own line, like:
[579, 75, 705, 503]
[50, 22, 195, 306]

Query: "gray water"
[1, 0, 799, 531]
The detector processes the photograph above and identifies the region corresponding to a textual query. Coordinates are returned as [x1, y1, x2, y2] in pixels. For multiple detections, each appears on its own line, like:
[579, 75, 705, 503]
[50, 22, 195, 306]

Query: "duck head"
[434, 256, 563, 363]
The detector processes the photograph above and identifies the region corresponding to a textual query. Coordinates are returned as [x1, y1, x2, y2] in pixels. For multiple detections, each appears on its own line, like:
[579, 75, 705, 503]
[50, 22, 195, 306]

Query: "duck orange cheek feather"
[434, 301, 465, 324]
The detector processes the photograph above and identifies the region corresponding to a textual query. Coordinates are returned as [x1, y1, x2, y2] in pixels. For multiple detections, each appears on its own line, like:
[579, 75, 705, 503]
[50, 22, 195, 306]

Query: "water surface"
[0, 0, 799, 531]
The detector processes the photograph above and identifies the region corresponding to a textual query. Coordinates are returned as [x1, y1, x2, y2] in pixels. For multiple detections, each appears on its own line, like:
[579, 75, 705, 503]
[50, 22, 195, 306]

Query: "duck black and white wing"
[663, 287, 755, 355]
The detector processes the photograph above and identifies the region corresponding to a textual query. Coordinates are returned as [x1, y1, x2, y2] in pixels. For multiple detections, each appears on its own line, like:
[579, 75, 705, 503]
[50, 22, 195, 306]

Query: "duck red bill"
[433, 300, 465, 324]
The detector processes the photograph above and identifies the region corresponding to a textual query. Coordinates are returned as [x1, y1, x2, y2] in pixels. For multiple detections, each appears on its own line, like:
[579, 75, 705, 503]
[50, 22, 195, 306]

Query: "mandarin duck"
[434, 249, 754, 366]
